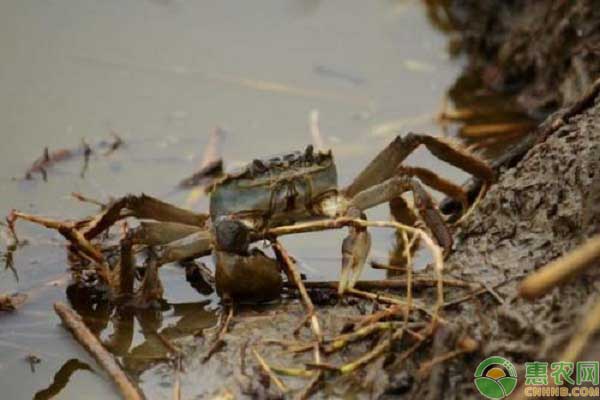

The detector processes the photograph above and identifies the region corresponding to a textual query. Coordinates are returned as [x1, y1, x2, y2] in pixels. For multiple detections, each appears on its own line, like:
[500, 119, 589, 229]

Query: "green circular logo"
[474, 356, 518, 399]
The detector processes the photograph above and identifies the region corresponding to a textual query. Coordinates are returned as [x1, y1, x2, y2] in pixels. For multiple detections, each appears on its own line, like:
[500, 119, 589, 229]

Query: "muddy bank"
[423, 90, 600, 398]
[446, 0, 600, 117]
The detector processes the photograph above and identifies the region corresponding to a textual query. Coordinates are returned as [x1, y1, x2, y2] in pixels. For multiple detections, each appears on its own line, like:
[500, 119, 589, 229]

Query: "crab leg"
[155, 231, 213, 266]
[339, 207, 371, 294]
[349, 176, 453, 252]
[344, 133, 494, 207]
[82, 194, 209, 240]
[395, 166, 468, 211]
[130, 221, 204, 246]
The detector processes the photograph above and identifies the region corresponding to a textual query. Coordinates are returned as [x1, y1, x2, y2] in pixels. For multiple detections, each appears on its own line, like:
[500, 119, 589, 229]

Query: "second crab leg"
[349, 176, 453, 252]
[82, 194, 209, 240]
[344, 133, 494, 212]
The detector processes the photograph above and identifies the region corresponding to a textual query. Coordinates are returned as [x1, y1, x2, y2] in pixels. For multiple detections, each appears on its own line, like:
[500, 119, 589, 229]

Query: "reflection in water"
[445, 71, 537, 160]
[33, 359, 93, 400]
[66, 284, 217, 378]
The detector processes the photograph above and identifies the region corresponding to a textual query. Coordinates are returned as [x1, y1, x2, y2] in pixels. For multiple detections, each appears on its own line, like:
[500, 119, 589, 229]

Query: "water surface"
[0, 1, 488, 398]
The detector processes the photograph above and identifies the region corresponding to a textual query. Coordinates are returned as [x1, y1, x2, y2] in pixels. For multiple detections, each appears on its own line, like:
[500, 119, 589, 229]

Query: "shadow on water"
[33, 359, 93, 400]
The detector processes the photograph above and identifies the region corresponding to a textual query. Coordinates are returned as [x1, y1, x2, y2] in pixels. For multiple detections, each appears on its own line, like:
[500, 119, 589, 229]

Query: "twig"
[173, 356, 181, 400]
[252, 347, 287, 394]
[369, 260, 407, 272]
[53, 302, 145, 400]
[80, 139, 93, 178]
[323, 322, 421, 354]
[295, 371, 322, 400]
[203, 304, 234, 362]
[272, 242, 322, 343]
[345, 288, 440, 321]
[10, 211, 104, 263]
[460, 122, 534, 138]
[71, 192, 106, 208]
[289, 277, 477, 291]
[270, 365, 314, 378]
[351, 305, 405, 328]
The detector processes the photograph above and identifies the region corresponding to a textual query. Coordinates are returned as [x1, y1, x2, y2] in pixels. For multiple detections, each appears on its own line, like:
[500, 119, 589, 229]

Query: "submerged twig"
[53, 302, 145, 400]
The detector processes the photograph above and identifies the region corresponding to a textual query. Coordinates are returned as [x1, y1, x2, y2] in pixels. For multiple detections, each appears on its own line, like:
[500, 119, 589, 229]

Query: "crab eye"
[214, 218, 251, 255]
[304, 145, 314, 163]
[252, 159, 267, 174]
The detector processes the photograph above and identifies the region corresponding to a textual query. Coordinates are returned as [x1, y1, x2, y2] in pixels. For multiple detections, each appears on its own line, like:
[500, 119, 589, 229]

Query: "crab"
[10, 133, 493, 304]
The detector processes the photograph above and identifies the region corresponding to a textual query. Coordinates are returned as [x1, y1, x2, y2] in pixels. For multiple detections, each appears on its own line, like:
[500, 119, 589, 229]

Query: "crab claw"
[339, 226, 372, 295]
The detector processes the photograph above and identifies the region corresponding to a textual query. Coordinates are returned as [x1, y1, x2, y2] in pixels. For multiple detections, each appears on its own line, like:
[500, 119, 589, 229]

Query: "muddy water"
[0, 1, 520, 398]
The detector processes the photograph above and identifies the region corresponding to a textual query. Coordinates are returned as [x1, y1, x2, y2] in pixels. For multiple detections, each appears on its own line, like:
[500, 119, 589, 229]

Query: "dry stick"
[519, 235, 600, 300]
[370, 260, 407, 272]
[71, 192, 106, 208]
[155, 332, 181, 357]
[173, 356, 181, 400]
[460, 122, 534, 138]
[346, 287, 442, 322]
[252, 347, 288, 394]
[269, 365, 314, 378]
[288, 277, 477, 290]
[54, 302, 145, 400]
[272, 242, 323, 344]
[11, 211, 104, 263]
[323, 322, 422, 354]
[273, 241, 325, 398]
[352, 305, 405, 328]
[401, 230, 414, 330]
[442, 275, 521, 308]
